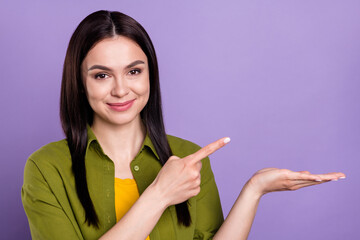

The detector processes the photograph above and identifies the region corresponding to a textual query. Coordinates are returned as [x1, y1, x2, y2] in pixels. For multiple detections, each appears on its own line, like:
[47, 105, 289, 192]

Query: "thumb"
[168, 155, 181, 161]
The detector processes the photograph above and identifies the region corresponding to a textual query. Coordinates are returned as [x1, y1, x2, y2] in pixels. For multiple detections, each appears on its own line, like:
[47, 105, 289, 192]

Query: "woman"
[21, 10, 345, 240]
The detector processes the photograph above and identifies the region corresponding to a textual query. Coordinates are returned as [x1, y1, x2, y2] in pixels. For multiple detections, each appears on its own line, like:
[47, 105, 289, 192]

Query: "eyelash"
[94, 69, 141, 79]
[94, 73, 109, 79]
[129, 69, 142, 75]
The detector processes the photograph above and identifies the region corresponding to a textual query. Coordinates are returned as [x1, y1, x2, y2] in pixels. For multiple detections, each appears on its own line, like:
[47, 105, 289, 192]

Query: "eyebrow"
[87, 60, 145, 72]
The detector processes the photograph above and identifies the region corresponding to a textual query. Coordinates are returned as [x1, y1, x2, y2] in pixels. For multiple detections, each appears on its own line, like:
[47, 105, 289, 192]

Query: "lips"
[107, 99, 135, 111]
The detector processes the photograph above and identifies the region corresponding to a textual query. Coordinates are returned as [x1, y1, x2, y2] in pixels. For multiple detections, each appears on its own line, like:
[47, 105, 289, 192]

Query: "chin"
[103, 113, 142, 127]
[92, 103, 145, 127]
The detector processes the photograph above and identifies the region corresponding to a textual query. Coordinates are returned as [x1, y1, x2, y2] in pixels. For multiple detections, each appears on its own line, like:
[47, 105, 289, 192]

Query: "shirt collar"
[86, 124, 160, 160]
[142, 134, 160, 160]
[86, 124, 98, 151]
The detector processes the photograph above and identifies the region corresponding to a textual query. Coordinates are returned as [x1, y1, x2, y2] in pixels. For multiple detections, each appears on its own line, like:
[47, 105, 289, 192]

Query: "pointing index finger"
[186, 137, 230, 164]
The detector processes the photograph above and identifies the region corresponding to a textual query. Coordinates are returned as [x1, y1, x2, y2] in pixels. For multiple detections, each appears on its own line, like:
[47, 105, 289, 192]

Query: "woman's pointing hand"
[151, 137, 231, 208]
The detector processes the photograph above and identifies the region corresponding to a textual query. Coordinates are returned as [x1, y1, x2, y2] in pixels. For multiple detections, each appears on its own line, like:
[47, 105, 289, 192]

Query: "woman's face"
[81, 36, 150, 127]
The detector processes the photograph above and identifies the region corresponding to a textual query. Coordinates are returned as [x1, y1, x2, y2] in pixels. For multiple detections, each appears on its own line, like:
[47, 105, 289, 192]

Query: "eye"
[94, 73, 109, 79]
[128, 69, 141, 75]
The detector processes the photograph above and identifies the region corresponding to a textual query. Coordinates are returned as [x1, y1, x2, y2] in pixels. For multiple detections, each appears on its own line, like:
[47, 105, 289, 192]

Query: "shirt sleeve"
[193, 157, 224, 240]
[21, 159, 82, 240]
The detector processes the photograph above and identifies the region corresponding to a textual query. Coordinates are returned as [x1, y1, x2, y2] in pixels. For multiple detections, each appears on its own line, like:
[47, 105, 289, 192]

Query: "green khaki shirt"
[22, 126, 224, 239]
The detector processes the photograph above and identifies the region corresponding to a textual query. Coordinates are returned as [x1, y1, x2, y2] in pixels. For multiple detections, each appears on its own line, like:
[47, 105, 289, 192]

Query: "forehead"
[83, 36, 147, 67]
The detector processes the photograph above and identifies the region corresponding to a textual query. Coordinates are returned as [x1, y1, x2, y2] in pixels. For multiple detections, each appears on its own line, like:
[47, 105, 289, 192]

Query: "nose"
[111, 76, 130, 98]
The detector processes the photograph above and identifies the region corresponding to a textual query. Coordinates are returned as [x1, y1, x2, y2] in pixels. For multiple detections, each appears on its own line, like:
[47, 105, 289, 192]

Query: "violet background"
[1, 0, 359, 239]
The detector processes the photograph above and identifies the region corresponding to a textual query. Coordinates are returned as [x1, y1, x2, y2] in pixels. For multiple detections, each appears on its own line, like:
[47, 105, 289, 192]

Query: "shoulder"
[166, 135, 202, 158]
[29, 139, 70, 162]
[25, 139, 72, 174]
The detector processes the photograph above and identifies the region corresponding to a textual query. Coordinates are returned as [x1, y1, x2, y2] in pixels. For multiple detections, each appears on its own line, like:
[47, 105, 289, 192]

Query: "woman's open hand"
[151, 137, 230, 208]
[247, 168, 346, 197]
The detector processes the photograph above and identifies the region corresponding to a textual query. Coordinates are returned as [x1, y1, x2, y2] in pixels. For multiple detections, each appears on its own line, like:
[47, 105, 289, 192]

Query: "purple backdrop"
[1, 0, 359, 239]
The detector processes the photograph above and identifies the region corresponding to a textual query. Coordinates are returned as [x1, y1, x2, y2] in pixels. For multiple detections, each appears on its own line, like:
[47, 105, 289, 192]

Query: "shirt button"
[106, 192, 110, 198]
[134, 165, 140, 171]
[107, 215, 111, 223]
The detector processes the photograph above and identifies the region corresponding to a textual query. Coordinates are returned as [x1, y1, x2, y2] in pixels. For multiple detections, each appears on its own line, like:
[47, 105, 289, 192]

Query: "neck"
[91, 116, 146, 167]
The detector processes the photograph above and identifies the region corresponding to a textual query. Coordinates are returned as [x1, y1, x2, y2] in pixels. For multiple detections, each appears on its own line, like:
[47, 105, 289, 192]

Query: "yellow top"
[114, 177, 150, 240]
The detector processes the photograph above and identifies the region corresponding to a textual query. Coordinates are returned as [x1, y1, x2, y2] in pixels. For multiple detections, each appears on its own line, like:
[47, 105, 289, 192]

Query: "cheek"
[133, 77, 150, 101]
[85, 81, 109, 103]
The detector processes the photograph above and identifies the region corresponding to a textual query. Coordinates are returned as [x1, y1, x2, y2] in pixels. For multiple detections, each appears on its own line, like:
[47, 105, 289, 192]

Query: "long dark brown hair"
[60, 10, 191, 228]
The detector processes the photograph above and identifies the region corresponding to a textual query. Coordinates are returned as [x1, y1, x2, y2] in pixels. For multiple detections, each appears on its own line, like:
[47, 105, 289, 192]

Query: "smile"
[107, 99, 135, 112]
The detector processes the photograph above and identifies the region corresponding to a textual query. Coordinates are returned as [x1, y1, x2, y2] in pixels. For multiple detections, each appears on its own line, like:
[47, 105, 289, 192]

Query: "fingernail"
[224, 137, 231, 144]
[331, 179, 338, 181]
[339, 176, 346, 179]
[315, 179, 322, 182]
